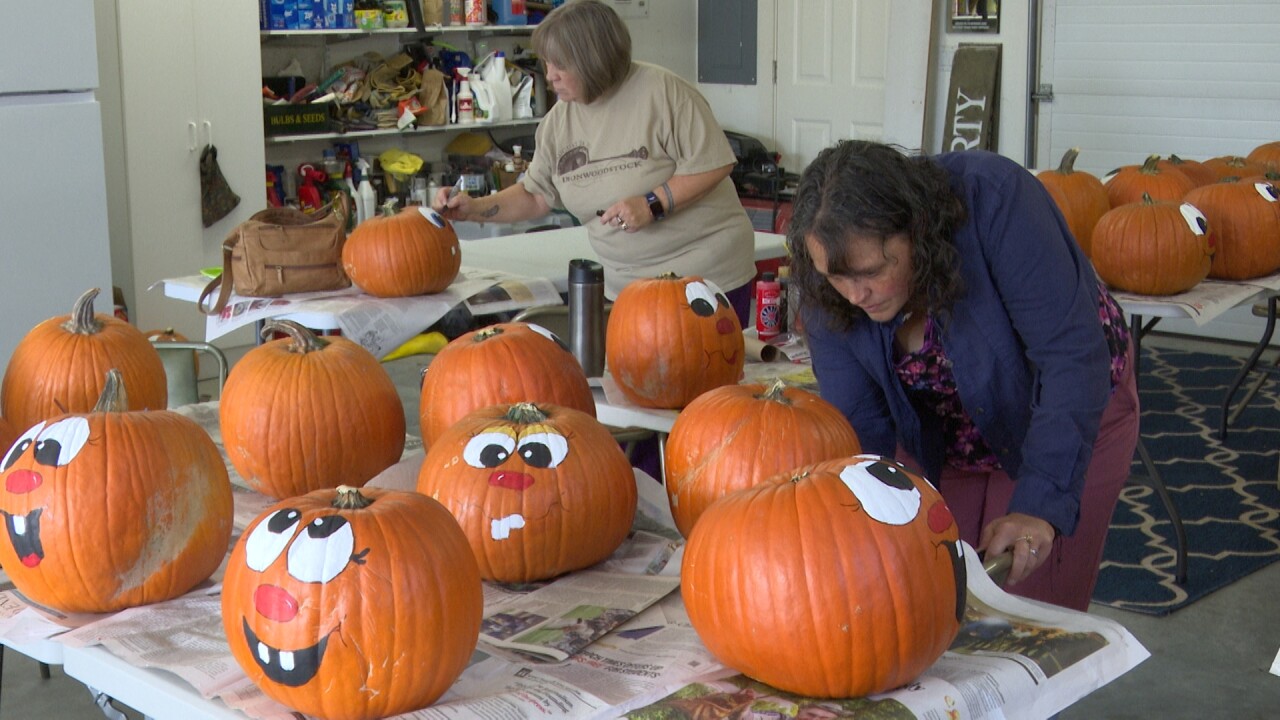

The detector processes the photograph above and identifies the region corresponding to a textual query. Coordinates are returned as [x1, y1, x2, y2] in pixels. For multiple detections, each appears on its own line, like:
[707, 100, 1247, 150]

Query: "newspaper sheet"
[186, 266, 560, 356]
[1111, 277, 1266, 326]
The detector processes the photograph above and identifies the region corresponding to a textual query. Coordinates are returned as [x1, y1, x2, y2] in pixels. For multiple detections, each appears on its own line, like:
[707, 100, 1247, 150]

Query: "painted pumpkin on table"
[665, 380, 861, 538]
[341, 206, 461, 297]
[605, 273, 744, 409]
[222, 485, 482, 720]
[1090, 194, 1215, 296]
[418, 322, 595, 448]
[682, 455, 966, 698]
[1185, 179, 1280, 280]
[2, 288, 167, 431]
[0, 370, 231, 613]
[1037, 147, 1111, 257]
[417, 402, 636, 583]
[220, 320, 405, 499]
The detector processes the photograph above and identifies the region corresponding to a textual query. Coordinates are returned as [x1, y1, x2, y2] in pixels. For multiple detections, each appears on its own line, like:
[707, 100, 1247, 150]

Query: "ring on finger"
[1016, 535, 1039, 557]
[620, 221, 628, 230]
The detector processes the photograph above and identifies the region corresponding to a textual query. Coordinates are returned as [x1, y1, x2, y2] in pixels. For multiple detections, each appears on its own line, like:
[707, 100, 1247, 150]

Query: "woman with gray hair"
[433, 0, 757, 324]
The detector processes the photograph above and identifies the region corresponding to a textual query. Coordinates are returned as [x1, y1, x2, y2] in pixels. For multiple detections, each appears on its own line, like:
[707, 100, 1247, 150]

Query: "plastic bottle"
[776, 265, 791, 335]
[356, 159, 377, 224]
[494, 0, 526, 25]
[511, 145, 527, 177]
[456, 78, 475, 123]
[755, 271, 782, 341]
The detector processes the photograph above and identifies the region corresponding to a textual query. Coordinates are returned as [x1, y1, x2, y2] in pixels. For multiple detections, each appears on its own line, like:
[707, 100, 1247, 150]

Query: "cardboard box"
[263, 102, 335, 137]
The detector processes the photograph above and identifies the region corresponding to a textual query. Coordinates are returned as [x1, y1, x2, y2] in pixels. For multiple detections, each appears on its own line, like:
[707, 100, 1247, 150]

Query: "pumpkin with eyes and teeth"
[341, 206, 461, 298]
[0, 369, 231, 614]
[681, 454, 966, 698]
[417, 402, 636, 583]
[221, 485, 482, 720]
[605, 273, 745, 409]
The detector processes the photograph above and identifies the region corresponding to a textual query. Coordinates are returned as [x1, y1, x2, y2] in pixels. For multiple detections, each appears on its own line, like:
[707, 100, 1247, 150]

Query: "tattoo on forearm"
[480, 204, 500, 219]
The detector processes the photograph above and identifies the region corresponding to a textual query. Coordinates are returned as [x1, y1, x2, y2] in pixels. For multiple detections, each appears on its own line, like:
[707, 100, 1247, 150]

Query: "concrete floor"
[4, 335, 1280, 718]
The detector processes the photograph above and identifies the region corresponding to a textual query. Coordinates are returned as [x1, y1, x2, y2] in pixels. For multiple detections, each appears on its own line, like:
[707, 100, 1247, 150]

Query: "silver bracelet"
[661, 182, 675, 214]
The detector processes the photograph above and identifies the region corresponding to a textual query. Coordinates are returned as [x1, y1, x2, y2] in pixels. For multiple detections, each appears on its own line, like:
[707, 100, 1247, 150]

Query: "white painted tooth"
[12, 515, 25, 535]
[257, 642, 270, 664]
[280, 651, 295, 672]
[490, 514, 526, 540]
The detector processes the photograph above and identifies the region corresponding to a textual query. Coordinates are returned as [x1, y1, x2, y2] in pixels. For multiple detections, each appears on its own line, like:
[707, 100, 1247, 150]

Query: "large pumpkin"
[665, 380, 861, 538]
[417, 402, 636, 583]
[1202, 154, 1268, 182]
[1103, 154, 1195, 208]
[1185, 179, 1280, 280]
[221, 320, 405, 499]
[0, 370, 231, 613]
[605, 273, 745, 409]
[0, 416, 16, 456]
[342, 206, 461, 297]
[222, 485, 482, 720]
[682, 455, 966, 698]
[1161, 154, 1218, 188]
[418, 322, 595, 448]
[1247, 141, 1280, 173]
[1037, 147, 1111, 257]
[1090, 194, 1215, 295]
[2, 288, 167, 430]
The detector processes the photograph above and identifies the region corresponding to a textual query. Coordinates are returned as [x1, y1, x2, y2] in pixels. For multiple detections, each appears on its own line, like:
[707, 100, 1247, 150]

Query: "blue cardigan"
[806, 151, 1111, 536]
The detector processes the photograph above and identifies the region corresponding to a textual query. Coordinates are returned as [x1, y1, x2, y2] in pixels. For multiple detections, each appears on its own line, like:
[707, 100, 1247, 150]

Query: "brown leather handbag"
[199, 205, 350, 315]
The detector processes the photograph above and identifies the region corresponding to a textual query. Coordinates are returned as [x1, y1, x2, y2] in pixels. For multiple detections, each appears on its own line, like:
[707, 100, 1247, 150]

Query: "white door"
[773, 0, 932, 174]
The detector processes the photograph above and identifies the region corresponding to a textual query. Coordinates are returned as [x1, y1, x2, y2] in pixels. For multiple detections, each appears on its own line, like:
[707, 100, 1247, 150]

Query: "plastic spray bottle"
[356, 159, 377, 224]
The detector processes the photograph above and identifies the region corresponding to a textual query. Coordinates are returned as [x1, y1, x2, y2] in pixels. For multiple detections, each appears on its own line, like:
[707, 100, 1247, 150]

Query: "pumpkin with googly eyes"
[1090, 194, 1216, 295]
[0, 369, 231, 614]
[1185, 178, 1280, 281]
[417, 402, 636, 583]
[341, 206, 461, 297]
[605, 273, 745, 409]
[681, 454, 966, 698]
[418, 322, 595, 448]
[221, 485, 481, 720]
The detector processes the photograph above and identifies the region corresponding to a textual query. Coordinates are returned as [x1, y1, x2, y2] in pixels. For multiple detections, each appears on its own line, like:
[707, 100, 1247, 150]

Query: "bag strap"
[198, 229, 241, 315]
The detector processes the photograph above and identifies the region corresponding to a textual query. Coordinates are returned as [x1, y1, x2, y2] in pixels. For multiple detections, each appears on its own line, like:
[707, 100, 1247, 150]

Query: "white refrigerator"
[0, 0, 113, 370]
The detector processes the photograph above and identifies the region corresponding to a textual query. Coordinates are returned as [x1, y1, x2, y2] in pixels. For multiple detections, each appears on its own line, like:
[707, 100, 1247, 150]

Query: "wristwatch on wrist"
[645, 191, 666, 221]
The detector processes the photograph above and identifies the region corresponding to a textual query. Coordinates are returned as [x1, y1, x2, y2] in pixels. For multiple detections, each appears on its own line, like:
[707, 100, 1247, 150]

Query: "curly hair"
[786, 141, 967, 331]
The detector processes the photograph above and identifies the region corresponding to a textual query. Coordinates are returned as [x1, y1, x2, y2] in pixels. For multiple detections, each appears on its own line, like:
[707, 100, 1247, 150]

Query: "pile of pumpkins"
[0, 209, 967, 719]
[1037, 140, 1280, 296]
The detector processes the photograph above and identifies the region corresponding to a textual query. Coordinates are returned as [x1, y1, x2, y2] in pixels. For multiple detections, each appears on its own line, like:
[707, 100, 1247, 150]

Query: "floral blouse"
[894, 281, 1131, 472]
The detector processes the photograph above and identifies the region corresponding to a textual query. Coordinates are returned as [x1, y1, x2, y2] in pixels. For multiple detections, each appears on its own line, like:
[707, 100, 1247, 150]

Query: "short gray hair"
[532, 0, 632, 103]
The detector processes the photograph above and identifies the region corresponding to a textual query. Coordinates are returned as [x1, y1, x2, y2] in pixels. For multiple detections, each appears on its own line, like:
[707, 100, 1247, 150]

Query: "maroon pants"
[906, 348, 1139, 611]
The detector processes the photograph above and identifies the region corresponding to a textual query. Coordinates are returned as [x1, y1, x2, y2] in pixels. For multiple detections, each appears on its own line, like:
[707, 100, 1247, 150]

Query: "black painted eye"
[839, 455, 923, 526]
[685, 281, 719, 317]
[31, 418, 91, 468]
[419, 206, 447, 228]
[245, 508, 302, 572]
[517, 432, 568, 469]
[1179, 203, 1208, 236]
[464, 432, 516, 468]
[1254, 182, 1279, 203]
[528, 323, 570, 352]
[2, 422, 44, 471]
[288, 515, 355, 583]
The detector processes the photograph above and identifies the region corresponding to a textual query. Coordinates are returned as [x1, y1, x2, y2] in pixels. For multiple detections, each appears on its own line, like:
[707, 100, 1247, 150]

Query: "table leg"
[1219, 294, 1278, 441]
[1135, 438, 1188, 585]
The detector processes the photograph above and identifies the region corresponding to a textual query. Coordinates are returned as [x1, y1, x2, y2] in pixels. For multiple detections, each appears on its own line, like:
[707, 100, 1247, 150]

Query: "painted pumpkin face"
[0, 398, 232, 614]
[682, 454, 965, 698]
[221, 486, 482, 720]
[605, 273, 745, 409]
[417, 402, 637, 583]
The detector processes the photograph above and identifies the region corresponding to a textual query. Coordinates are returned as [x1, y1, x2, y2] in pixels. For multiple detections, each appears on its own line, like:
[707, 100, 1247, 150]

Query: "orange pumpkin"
[1247, 141, 1280, 173]
[1037, 147, 1111, 256]
[220, 320, 406, 499]
[1185, 179, 1280, 280]
[0, 370, 231, 613]
[0, 416, 16, 456]
[1103, 155, 1195, 208]
[222, 485, 482, 720]
[605, 273, 745, 409]
[665, 380, 861, 538]
[417, 402, 636, 583]
[1, 288, 167, 430]
[1162, 154, 1218, 188]
[682, 455, 966, 698]
[418, 322, 595, 448]
[1090, 194, 1215, 295]
[144, 326, 199, 376]
[1202, 154, 1268, 182]
[341, 207, 461, 297]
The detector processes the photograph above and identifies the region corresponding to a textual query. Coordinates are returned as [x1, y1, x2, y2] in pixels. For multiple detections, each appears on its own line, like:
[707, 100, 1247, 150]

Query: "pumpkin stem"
[474, 326, 505, 342]
[333, 485, 374, 510]
[759, 379, 790, 403]
[1139, 154, 1163, 174]
[1140, 192, 1156, 205]
[506, 402, 549, 424]
[262, 319, 329, 353]
[1056, 147, 1081, 174]
[61, 288, 104, 335]
[656, 271, 681, 280]
[92, 369, 129, 413]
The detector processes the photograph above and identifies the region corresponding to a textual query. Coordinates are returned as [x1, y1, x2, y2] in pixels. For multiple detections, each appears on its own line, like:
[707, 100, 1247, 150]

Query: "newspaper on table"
[186, 265, 560, 356]
[1109, 273, 1279, 327]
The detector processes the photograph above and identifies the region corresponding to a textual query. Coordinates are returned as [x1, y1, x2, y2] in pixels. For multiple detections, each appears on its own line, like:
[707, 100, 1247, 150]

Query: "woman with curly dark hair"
[788, 140, 1137, 611]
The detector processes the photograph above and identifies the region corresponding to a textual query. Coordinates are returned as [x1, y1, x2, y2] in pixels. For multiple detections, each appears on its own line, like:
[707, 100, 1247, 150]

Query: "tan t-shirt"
[521, 62, 757, 298]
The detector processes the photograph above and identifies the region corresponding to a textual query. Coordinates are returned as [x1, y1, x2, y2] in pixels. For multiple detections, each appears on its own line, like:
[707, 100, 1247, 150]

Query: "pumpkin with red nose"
[605, 273, 744, 409]
[221, 486, 482, 720]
